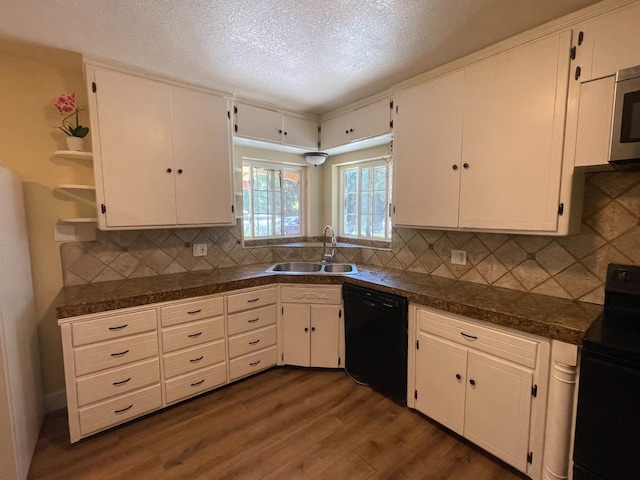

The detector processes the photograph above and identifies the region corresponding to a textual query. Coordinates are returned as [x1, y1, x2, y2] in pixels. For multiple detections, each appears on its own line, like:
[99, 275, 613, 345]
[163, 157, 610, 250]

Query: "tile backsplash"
[61, 171, 640, 304]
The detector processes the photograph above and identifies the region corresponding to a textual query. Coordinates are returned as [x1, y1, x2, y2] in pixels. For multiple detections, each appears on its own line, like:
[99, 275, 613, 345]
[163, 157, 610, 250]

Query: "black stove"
[573, 264, 640, 480]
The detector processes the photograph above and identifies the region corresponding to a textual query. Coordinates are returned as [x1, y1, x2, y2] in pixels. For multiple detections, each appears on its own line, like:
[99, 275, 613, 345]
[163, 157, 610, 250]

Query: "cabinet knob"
[311, 326, 316, 332]
[345, 130, 349, 134]
[304, 327, 309, 332]
[349, 128, 354, 133]
[279, 129, 283, 134]
[177, 169, 183, 174]
[469, 379, 475, 386]
[463, 163, 469, 169]
[456, 374, 461, 380]
[283, 131, 287, 135]
[166, 168, 172, 173]
[452, 165, 458, 171]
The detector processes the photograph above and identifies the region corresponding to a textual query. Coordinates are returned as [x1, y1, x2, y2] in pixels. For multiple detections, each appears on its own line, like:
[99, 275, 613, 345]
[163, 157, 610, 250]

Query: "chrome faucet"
[322, 225, 337, 263]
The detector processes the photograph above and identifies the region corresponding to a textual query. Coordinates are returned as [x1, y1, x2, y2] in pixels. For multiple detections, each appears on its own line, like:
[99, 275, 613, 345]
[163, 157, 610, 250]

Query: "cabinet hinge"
[231, 205, 235, 213]
[92, 82, 97, 93]
[234, 105, 237, 114]
[416, 339, 419, 350]
[338, 357, 341, 366]
[570, 46, 576, 60]
[414, 390, 418, 400]
[578, 31, 584, 46]
[339, 309, 342, 318]
[100, 203, 106, 214]
[389, 100, 394, 109]
[281, 306, 284, 315]
[281, 353, 284, 362]
[532, 384, 538, 398]
[527, 452, 533, 464]
[575, 66, 581, 81]
[390, 119, 394, 129]
[227, 110, 230, 119]
[393, 205, 396, 214]
[234, 124, 238, 133]
[558, 203, 564, 216]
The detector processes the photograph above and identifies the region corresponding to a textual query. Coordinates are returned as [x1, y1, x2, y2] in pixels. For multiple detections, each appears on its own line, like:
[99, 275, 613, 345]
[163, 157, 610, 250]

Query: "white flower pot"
[66, 136, 85, 152]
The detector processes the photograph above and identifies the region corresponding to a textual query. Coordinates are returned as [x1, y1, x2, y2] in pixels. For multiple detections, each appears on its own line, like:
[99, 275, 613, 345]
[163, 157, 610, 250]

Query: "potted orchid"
[54, 92, 89, 151]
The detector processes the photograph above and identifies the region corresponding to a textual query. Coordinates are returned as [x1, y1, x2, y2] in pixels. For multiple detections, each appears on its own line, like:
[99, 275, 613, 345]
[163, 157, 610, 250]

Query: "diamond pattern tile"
[60, 171, 640, 306]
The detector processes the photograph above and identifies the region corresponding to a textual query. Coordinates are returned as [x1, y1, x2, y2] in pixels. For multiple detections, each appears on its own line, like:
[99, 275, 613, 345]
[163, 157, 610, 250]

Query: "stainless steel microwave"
[610, 65, 640, 169]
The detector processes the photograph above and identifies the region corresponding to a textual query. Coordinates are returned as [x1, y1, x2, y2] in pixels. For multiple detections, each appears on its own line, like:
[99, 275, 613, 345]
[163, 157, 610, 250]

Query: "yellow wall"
[0, 37, 94, 400]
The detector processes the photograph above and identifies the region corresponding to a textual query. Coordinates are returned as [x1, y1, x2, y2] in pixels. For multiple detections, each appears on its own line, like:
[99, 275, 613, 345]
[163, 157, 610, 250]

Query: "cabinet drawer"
[227, 304, 277, 336]
[164, 363, 227, 404]
[78, 384, 161, 437]
[72, 309, 157, 347]
[163, 339, 226, 379]
[161, 317, 224, 353]
[74, 332, 158, 376]
[417, 308, 538, 368]
[227, 287, 276, 314]
[280, 286, 341, 305]
[229, 346, 277, 381]
[228, 325, 277, 359]
[76, 358, 160, 407]
[160, 296, 224, 327]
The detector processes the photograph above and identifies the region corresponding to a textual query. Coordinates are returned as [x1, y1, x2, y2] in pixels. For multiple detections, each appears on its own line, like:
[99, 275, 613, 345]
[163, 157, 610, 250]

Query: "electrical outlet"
[451, 249, 467, 266]
[193, 243, 207, 257]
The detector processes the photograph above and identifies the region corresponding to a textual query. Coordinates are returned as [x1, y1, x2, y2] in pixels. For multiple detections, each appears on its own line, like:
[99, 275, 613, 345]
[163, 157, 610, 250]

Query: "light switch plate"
[54, 224, 76, 242]
[193, 243, 207, 256]
[451, 249, 467, 266]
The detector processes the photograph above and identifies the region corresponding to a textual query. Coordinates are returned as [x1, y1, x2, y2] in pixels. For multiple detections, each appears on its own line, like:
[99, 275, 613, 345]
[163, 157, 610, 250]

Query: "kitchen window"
[339, 158, 392, 241]
[242, 160, 303, 239]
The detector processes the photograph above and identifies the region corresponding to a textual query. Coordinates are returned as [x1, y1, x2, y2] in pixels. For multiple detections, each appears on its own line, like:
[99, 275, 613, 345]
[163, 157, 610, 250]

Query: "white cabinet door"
[282, 304, 311, 367]
[310, 305, 340, 368]
[172, 88, 234, 225]
[590, 2, 640, 81]
[349, 99, 392, 143]
[235, 103, 282, 143]
[459, 31, 571, 232]
[464, 351, 533, 472]
[282, 115, 318, 149]
[320, 115, 349, 150]
[574, 76, 615, 168]
[91, 68, 176, 228]
[415, 332, 467, 435]
[393, 71, 464, 228]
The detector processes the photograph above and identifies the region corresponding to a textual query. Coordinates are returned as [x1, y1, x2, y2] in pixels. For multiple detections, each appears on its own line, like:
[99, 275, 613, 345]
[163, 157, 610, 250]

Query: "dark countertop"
[55, 263, 603, 345]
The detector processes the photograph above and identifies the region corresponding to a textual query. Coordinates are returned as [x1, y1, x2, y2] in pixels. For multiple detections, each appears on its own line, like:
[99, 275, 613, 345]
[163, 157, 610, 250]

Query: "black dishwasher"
[342, 283, 408, 404]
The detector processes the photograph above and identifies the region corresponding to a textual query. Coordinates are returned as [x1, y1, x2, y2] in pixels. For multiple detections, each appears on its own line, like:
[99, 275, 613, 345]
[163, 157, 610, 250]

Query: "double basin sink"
[266, 262, 358, 275]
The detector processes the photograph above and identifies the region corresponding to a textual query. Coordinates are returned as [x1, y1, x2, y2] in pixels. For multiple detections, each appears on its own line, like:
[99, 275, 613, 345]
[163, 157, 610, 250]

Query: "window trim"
[338, 157, 392, 241]
[242, 158, 305, 240]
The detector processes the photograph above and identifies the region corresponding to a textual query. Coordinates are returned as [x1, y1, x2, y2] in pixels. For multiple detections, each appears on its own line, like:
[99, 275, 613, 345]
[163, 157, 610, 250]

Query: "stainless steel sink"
[266, 262, 357, 275]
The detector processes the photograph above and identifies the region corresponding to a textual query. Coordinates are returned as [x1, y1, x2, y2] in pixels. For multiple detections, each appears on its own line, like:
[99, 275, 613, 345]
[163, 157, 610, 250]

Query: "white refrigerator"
[0, 166, 44, 480]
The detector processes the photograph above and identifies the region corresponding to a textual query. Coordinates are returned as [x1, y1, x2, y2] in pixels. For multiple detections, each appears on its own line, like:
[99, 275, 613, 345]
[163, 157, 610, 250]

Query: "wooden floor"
[28, 368, 527, 480]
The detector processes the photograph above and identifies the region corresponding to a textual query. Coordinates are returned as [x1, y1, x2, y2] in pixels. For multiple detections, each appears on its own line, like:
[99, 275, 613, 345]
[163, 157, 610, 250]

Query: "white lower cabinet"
[281, 285, 343, 368]
[413, 306, 550, 479]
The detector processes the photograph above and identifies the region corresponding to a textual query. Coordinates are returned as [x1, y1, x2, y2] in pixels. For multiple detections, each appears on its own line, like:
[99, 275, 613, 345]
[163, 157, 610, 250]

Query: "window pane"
[345, 170, 357, 193]
[345, 214, 357, 236]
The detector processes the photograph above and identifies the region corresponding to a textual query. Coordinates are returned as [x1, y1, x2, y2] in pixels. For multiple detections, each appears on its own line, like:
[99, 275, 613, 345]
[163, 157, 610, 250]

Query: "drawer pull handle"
[188, 332, 203, 338]
[108, 324, 128, 331]
[247, 318, 260, 323]
[191, 379, 205, 387]
[247, 298, 260, 303]
[112, 377, 132, 386]
[114, 405, 133, 414]
[187, 309, 202, 315]
[190, 356, 204, 363]
[250, 360, 261, 367]
[110, 350, 130, 357]
[460, 332, 478, 341]
[249, 339, 260, 345]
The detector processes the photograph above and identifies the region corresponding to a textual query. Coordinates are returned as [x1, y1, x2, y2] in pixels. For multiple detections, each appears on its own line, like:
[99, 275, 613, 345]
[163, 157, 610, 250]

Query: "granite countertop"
[55, 263, 603, 345]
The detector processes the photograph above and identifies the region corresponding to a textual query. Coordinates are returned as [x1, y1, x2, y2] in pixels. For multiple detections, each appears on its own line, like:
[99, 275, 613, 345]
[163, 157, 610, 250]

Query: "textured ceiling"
[0, 0, 602, 114]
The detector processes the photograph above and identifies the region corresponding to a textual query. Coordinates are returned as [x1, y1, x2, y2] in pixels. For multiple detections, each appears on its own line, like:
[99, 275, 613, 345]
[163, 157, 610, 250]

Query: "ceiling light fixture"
[304, 152, 329, 167]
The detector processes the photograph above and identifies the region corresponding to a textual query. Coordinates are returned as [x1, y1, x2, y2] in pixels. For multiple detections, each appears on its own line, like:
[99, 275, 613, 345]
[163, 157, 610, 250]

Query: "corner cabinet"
[393, 31, 574, 234]
[280, 285, 343, 368]
[412, 306, 550, 480]
[85, 64, 235, 230]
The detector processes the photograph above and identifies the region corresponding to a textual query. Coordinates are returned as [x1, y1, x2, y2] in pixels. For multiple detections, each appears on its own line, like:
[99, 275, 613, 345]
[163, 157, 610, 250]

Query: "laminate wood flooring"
[28, 368, 528, 480]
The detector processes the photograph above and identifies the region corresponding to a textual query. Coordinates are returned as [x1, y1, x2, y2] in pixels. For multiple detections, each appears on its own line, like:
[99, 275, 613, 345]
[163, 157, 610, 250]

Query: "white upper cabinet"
[320, 98, 392, 150]
[459, 31, 571, 232]
[234, 102, 318, 150]
[583, 2, 640, 81]
[393, 31, 572, 234]
[393, 70, 464, 229]
[86, 65, 235, 229]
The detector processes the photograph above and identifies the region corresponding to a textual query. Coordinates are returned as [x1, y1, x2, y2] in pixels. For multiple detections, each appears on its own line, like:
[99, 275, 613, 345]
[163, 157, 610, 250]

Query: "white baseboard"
[44, 390, 66, 413]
